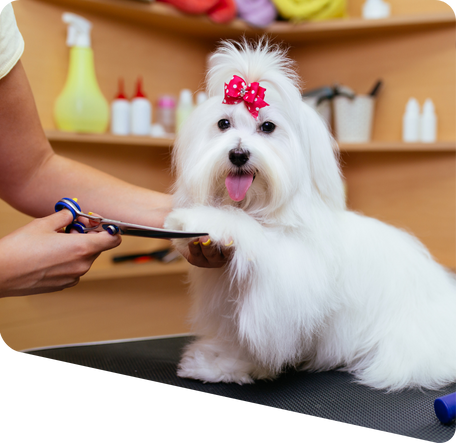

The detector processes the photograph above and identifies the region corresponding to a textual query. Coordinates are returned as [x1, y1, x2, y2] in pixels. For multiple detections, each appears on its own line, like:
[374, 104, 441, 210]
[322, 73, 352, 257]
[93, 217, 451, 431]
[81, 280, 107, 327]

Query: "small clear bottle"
[420, 99, 437, 143]
[176, 89, 194, 133]
[156, 95, 176, 135]
[402, 98, 420, 143]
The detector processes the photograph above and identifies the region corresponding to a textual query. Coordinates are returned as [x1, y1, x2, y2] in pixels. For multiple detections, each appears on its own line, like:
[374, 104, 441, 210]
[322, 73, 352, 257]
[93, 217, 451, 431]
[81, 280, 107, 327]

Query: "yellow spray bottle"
[54, 13, 109, 133]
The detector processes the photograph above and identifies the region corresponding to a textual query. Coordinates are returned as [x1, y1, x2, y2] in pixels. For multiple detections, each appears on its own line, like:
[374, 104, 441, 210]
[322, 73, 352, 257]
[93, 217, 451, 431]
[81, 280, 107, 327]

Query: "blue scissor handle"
[55, 198, 82, 222]
[102, 224, 120, 235]
[65, 221, 87, 234]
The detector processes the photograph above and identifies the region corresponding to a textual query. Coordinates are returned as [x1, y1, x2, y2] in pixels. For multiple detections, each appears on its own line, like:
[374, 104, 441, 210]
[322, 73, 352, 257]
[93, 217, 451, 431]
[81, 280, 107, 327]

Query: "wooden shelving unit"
[39, 0, 455, 42]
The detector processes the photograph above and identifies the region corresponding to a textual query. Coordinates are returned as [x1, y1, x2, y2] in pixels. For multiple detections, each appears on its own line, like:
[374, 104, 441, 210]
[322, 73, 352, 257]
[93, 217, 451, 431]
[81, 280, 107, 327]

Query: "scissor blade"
[99, 223, 207, 239]
[120, 228, 208, 239]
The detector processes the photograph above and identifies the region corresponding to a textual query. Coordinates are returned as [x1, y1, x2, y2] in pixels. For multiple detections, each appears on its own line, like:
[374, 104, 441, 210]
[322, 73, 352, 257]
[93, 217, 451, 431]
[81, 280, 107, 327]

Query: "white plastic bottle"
[176, 89, 194, 133]
[420, 98, 437, 143]
[402, 98, 420, 142]
[196, 91, 208, 106]
[110, 78, 130, 135]
[362, 0, 391, 19]
[130, 77, 152, 136]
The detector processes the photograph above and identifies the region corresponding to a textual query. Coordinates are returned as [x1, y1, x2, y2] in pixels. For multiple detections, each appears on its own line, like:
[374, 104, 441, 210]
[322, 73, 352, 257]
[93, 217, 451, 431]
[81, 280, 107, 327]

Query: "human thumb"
[43, 209, 75, 231]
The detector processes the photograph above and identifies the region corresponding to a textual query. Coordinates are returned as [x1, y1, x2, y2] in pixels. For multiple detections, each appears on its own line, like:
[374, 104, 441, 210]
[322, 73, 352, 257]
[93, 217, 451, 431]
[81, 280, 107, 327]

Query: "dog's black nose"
[229, 148, 250, 167]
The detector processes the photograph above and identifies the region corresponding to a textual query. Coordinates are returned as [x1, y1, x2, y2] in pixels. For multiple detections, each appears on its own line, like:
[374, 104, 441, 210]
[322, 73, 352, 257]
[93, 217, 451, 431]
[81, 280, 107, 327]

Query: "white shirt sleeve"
[0, 2, 25, 80]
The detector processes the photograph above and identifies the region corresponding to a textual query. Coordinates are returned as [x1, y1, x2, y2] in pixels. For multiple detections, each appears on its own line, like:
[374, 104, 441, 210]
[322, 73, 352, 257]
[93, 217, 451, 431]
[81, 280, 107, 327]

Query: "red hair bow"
[223, 75, 269, 119]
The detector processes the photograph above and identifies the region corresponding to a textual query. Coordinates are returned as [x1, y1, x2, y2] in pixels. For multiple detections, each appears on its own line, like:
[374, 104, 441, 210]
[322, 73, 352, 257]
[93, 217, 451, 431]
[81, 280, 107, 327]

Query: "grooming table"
[27, 335, 455, 442]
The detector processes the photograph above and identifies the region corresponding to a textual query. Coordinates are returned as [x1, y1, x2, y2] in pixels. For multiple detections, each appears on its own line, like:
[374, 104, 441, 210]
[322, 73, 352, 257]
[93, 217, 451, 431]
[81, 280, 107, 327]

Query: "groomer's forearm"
[16, 152, 173, 227]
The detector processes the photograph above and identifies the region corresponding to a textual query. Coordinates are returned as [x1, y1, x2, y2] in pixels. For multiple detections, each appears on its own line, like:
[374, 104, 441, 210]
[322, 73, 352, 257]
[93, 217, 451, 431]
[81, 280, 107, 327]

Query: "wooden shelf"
[45, 130, 174, 148]
[82, 256, 190, 281]
[46, 131, 455, 153]
[38, 0, 455, 42]
[264, 12, 455, 43]
[339, 141, 456, 152]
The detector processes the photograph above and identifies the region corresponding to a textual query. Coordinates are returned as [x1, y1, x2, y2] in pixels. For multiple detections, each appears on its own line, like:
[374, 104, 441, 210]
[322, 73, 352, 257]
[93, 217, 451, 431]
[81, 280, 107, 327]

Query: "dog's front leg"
[178, 336, 274, 384]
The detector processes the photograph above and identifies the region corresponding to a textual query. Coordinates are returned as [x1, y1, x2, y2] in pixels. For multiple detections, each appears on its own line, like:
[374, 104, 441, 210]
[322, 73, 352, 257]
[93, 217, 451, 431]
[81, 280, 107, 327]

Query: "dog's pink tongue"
[225, 173, 254, 202]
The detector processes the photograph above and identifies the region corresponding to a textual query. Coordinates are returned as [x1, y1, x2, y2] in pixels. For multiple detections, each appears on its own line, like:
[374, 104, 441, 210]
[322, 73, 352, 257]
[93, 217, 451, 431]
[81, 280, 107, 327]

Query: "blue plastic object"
[55, 197, 81, 222]
[65, 221, 86, 234]
[103, 224, 120, 235]
[434, 392, 456, 424]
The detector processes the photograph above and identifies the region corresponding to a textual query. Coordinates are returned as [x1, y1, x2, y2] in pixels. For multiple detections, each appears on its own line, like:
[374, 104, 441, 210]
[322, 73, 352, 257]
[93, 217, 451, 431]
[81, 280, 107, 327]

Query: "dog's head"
[172, 39, 345, 225]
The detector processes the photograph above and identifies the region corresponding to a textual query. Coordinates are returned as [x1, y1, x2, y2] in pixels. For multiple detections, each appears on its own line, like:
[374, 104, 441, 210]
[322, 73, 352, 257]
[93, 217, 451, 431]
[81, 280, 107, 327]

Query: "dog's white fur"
[165, 39, 456, 391]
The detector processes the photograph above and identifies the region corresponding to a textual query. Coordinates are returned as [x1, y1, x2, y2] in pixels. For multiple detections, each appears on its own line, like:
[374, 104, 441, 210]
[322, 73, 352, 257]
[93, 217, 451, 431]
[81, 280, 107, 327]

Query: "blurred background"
[0, 0, 454, 351]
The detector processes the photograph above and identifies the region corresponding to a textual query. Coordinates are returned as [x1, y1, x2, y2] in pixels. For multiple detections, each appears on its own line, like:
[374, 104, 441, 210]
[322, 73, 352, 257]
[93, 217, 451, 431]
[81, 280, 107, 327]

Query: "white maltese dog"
[165, 39, 456, 391]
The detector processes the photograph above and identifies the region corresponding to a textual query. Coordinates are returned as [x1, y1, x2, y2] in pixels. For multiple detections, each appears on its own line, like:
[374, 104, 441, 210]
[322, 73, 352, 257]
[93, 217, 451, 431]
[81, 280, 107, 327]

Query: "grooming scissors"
[55, 198, 207, 239]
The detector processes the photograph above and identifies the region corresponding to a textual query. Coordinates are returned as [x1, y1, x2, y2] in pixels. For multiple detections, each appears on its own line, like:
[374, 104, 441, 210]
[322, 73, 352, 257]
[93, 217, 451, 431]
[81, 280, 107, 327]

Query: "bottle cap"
[434, 392, 456, 424]
[179, 89, 193, 106]
[158, 96, 176, 108]
[115, 78, 127, 100]
[196, 91, 208, 106]
[405, 97, 420, 115]
[422, 98, 435, 115]
[134, 77, 147, 99]
[62, 13, 92, 48]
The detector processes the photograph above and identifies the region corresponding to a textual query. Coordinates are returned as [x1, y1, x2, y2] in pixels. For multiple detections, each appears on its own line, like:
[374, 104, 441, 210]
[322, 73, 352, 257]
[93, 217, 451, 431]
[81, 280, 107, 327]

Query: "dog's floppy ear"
[300, 102, 346, 211]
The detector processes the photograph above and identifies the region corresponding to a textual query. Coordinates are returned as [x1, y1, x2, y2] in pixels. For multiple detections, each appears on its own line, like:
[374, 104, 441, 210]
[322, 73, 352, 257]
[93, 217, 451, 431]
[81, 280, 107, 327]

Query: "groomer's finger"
[199, 237, 223, 262]
[199, 236, 234, 267]
[187, 239, 207, 266]
[219, 237, 235, 261]
[86, 212, 102, 227]
[44, 209, 75, 232]
[205, 237, 234, 264]
[76, 212, 103, 234]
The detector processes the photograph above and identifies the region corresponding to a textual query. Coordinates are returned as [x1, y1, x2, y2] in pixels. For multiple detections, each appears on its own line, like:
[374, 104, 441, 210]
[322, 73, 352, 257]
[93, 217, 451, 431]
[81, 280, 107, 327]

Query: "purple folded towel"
[235, 0, 277, 27]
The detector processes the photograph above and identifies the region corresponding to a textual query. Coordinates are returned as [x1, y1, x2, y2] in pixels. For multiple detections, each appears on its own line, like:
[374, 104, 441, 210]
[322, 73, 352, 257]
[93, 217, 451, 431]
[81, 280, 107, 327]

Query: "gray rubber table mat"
[27, 335, 455, 442]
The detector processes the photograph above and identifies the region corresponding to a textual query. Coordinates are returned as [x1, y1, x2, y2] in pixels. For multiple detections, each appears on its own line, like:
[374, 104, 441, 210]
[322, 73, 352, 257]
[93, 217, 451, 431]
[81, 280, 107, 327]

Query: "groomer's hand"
[184, 235, 235, 268]
[0, 210, 121, 298]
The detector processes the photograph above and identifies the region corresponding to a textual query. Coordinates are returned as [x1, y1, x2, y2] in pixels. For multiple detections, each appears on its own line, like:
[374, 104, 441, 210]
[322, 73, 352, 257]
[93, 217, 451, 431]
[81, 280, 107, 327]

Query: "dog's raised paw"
[163, 209, 187, 232]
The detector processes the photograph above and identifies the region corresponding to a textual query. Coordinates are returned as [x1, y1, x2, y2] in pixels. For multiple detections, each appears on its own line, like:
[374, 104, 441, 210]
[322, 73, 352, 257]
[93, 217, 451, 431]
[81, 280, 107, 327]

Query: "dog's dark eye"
[218, 119, 231, 131]
[260, 121, 276, 133]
